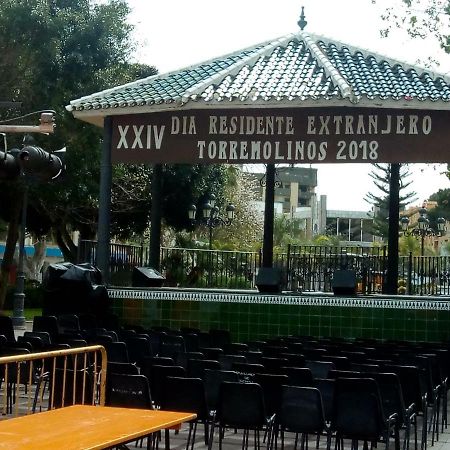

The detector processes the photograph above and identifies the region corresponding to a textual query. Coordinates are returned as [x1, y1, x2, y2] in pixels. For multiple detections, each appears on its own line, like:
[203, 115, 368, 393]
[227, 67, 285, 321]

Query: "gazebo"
[67, 18, 450, 341]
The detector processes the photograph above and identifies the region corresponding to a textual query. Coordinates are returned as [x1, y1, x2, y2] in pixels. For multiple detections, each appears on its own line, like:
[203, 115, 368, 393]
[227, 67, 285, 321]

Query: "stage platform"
[108, 287, 450, 342]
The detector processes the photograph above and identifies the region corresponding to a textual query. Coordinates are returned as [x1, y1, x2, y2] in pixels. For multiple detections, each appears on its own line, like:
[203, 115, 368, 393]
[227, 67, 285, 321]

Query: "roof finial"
[298, 6, 307, 31]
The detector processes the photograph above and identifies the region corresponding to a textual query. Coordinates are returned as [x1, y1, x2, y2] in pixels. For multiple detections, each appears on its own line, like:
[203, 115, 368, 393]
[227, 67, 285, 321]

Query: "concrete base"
[13, 321, 32, 340]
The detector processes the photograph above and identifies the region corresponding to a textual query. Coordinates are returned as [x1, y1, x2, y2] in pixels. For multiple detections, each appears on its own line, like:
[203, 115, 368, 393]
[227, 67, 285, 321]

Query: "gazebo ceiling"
[67, 31, 450, 127]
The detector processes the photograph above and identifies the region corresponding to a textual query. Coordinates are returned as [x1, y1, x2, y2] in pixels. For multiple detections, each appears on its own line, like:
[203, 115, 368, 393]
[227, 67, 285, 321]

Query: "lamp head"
[400, 216, 410, 232]
[188, 204, 197, 221]
[437, 217, 447, 235]
[418, 207, 428, 217]
[202, 201, 212, 219]
[208, 193, 216, 208]
[226, 203, 236, 221]
[417, 215, 429, 231]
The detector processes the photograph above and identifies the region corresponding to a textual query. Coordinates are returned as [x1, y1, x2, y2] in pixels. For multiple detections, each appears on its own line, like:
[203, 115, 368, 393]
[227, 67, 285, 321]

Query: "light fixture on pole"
[399, 207, 447, 257]
[400, 207, 447, 295]
[0, 113, 58, 329]
[12, 138, 64, 328]
[188, 193, 235, 250]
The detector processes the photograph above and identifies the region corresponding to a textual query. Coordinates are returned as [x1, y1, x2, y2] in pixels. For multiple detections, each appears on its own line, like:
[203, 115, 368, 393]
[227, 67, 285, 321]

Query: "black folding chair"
[161, 376, 213, 449]
[209, 381, 274, 450]
[277, 385, 331, 450]
[331, 377, 399, 450]
[105, 373, 155, 450]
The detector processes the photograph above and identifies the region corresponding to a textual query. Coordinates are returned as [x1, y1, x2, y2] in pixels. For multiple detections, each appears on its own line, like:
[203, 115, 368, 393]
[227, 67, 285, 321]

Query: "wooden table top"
[0, 405, 196, 449]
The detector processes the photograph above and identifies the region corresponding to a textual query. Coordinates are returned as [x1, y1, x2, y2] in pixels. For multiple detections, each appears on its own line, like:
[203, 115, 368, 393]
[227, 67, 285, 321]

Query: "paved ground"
[13, 320, 32, 338]
[124, 409, 450, 450]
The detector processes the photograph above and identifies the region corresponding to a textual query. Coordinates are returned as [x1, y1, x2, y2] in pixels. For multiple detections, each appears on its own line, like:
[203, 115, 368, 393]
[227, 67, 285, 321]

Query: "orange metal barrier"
[0, 345, 107, 417]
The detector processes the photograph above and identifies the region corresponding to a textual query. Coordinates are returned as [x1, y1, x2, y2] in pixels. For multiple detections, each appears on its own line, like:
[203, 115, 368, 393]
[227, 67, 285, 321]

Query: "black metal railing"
[78, 240, 260, 289]
[286, 244, 388, 294]
[78, 240, 145, 286]
[160, 247, 260, 289]
[399, 254, 450, 296]
[77, 240, 450, 296]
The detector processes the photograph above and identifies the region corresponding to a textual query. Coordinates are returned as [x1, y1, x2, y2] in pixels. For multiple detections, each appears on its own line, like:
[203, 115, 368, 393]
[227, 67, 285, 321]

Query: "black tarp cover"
[43, 262, 110, 317]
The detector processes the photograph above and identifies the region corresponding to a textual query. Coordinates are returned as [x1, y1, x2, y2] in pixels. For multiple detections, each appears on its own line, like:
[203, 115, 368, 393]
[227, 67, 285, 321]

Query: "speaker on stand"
[132, 267, 165, 287]
[332, 269, 357, 296]
[255, 267, 282, 293]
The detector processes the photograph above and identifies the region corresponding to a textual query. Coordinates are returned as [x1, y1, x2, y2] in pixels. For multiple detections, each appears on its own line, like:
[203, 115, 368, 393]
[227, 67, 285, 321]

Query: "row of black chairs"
[107, 328, 448, 450]
[40, 318, 449, 450]
[106, 360, 410, 450]
[71, 334, 450, 450]
[223, 335, 447, 450]
[1, 313, 448, 450]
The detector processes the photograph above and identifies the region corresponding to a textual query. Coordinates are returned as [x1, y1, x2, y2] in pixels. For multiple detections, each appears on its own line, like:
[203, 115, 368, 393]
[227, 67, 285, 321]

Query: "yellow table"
[0, 405, 196, 449]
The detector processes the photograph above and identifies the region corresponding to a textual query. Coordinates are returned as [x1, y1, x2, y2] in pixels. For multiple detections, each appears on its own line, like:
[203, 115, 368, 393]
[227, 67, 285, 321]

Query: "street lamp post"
[400, 208, 447, 256]
[400, 208, 447, 294]
[188, 194, 235, 250]
[188, 194, 235, 287]
[12, 183, 28, 328]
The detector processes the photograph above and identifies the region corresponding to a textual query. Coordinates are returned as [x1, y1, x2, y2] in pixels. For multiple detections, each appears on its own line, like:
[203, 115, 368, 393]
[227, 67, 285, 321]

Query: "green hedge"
[5, 282, 44, 309]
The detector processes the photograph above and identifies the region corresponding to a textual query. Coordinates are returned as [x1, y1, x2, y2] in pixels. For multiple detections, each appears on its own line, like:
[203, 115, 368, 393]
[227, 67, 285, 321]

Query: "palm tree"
[273, 215, 306, 249]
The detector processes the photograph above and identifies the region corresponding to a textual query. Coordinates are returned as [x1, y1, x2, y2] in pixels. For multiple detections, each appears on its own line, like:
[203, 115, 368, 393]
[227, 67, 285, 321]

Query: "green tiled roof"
[67, 31, 450, 126]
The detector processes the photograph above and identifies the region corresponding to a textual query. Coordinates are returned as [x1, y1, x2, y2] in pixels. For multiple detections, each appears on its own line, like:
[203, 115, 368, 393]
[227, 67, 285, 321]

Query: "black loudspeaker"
[332, 269, 357, 296]
[132, 267, 165, 287]
[255, 267, 282, 293]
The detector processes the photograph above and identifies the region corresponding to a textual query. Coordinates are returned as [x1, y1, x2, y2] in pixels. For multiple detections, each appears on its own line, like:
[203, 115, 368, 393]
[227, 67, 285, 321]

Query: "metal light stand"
[188, 194, 235, 250]
[0, 112, 56, 329]
[400, 208, 447, 295]
[12, 180, 28, 328]
[188, 194, 235, 286]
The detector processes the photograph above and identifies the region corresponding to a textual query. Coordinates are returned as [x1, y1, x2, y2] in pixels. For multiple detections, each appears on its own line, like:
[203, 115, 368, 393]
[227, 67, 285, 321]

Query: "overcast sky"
[125, 0, 450, 210]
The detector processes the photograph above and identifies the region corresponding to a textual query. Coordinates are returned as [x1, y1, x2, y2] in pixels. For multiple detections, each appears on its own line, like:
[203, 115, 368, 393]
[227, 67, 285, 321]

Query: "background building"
[249, 166, 318, 214]
[248, 166, 374, 244]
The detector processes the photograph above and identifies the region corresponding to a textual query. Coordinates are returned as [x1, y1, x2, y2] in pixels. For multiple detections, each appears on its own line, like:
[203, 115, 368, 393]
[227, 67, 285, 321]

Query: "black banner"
[111, 107, 450, 164]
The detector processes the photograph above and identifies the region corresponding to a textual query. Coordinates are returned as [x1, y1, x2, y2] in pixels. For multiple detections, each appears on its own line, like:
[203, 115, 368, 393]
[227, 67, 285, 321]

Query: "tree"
[428, 188, 450, 220]
[272, 215, 305, 250]
[397, 189, 449, 256]
[427, 188, 450, 254]
[375, 0, 450, 58]
[212, 167, 264, 251]
[162, 165, 228, 232]
[374, 0, 450, 225]
[110, 164, 152, 240]
[0, 0, 157, 308]
[0, 1, 231, 310]
[399, 233, 421, 256]
[365, 163, 417, 238]
[172, 166, 263, 251]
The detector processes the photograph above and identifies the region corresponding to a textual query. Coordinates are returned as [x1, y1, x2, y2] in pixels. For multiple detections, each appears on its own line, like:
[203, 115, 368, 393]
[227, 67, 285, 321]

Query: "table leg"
[165, 429, 170, 450]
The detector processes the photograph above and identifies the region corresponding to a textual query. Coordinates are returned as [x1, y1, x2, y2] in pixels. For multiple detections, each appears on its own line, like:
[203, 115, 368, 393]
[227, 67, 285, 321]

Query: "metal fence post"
[407, 251, 413, 295]
[139, 244, 144, 267]
[286, 244, 292, 290]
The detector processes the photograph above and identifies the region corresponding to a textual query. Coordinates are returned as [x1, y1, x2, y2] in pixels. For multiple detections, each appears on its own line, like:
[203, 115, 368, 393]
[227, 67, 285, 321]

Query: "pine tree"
[365, 163, 417, 238]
